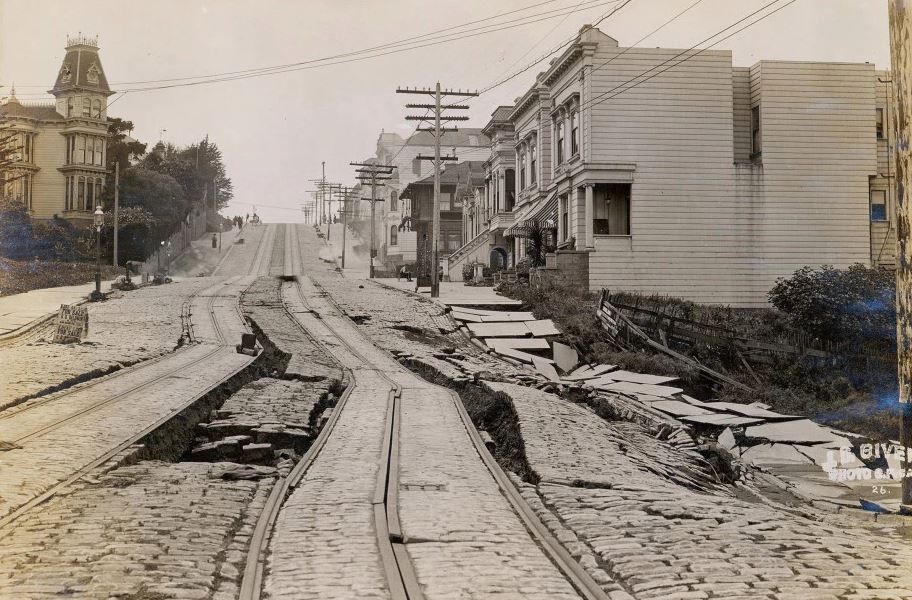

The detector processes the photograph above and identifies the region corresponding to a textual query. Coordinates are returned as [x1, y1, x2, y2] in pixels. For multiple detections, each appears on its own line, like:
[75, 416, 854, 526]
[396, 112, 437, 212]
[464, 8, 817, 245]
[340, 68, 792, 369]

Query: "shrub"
[462, 262, 475, 281]
[768, 264, 895, 348]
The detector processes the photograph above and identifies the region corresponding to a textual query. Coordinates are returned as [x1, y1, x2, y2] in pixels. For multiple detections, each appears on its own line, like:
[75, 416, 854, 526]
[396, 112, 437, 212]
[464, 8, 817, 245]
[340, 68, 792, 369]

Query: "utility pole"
[113, 161, 119, 267]
[889, 0, 912, 510]
[335, 186, 354, 269]
[352, 162, 395, 278]
[397, 83, 477, 297]
[214, 178, 221, 252]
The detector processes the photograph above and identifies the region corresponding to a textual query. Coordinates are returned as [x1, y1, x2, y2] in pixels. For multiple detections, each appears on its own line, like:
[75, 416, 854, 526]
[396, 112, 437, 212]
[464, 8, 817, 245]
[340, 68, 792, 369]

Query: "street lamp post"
[89, 206, 105, 301]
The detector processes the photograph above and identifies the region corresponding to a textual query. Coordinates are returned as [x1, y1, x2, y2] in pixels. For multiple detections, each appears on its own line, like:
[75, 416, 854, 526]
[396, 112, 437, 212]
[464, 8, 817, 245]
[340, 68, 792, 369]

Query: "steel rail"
[0, 229, 279, 536]
[314, 260, 609, 600]
[0, 282, 227, 424]
[0, 284, 258, 536]
[238, 223, 423, 600]
[7, 283, 238, 445]
[0, 277, 226, 422]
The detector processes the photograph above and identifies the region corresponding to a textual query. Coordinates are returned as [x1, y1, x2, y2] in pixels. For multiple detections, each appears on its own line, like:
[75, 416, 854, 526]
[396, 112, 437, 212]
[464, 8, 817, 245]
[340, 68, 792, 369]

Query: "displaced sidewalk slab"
[484, 381, 912, 599]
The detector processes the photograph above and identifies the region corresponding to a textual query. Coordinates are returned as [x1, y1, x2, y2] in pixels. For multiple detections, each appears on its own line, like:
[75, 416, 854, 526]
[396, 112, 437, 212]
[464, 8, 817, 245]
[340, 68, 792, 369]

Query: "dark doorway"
[490, 247, 508, 270]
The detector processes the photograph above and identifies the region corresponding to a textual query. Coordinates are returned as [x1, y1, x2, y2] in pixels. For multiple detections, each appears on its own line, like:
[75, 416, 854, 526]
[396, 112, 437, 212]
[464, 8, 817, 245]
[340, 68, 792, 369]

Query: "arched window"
[390, 225, 398, 246]
[67, 97, 74, 117]
[92, 99, 102, 119]
[82, 98, 91, 117]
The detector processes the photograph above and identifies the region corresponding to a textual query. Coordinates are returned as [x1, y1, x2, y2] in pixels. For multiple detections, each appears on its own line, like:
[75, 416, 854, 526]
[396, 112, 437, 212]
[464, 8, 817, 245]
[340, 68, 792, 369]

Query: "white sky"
[0, 0, 892, 223]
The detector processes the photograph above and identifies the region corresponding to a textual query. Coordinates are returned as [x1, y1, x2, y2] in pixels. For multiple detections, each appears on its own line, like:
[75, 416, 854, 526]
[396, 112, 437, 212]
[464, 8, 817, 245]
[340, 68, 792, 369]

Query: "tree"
[522, 219, 556, 268]
[105, 117, 147, 171]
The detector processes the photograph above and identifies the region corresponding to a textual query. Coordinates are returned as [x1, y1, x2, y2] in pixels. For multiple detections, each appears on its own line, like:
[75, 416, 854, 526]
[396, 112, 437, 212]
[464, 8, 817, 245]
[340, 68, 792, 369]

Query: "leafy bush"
[768, 264, 895, 348]
[462, 262, 475, 281]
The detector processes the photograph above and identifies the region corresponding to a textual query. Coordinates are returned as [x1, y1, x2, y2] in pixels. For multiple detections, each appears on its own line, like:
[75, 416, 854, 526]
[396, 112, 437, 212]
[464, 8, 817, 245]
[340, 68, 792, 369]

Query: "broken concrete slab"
[680, 394, 712, 407]
[744, 419, 850, 445]
[563, 364, 617, 381]
[525, 319, 561, 337]
[532, 356, 562, 382]
[603, 370, 678, 385]
[479, 312, 537, 322]
[451, 311, 485, 323]
[793, 444, 866, 470]
[599, 380, 684, 398]
[485, 338, 550, 351]
[650, 400, 714, 417]
[681, 413, 765, 427]
[741, 443, 814, 466]
[700, 401, 798, 420]
[467, 322, 531, 338]
[718, 427, 737, 451]
[492, 347, 543, 364]
[551, 341, 579, 373]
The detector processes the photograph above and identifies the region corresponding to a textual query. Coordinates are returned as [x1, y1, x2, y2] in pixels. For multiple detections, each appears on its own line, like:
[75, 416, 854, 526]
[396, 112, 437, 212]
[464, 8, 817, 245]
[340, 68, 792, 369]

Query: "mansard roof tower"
[50, 35, 114, 119]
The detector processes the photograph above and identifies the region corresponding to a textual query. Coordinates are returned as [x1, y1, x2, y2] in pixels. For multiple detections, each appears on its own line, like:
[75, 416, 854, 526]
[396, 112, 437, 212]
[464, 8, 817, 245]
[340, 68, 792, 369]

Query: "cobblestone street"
[3, 223, 912, 600]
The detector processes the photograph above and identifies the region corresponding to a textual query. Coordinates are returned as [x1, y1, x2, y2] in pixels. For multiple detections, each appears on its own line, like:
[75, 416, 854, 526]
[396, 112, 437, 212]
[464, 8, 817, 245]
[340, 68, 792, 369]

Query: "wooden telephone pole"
[889, 0, 912, 509]
[334, 186, 356, 269]
[112, 161, 119, 267]
[397, 84, 477, 297]
[352, 162, 395, 278]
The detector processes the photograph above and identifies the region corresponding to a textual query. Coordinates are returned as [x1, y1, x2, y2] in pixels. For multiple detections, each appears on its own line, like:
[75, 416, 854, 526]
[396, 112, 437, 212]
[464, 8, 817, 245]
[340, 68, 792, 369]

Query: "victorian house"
[368, 128, 489, 270]
[1, 36, 113, 224]
[447, 25, 897, 308]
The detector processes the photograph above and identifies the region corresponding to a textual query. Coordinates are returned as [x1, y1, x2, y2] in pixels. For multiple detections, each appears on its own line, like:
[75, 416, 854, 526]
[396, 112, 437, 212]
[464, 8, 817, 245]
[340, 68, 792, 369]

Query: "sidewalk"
[0, 279, 117, 336]
[379, 278, 522, 307]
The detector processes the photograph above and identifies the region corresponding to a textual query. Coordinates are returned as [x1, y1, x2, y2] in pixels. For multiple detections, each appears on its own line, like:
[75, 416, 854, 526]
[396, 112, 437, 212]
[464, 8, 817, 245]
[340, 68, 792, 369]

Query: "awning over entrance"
[505, 191, 557, 238]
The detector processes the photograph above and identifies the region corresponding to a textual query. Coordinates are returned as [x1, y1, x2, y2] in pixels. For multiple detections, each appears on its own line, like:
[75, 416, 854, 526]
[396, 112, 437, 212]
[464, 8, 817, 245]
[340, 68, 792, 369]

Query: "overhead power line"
[11, 0, 618, 98]
[580, 0, 800, 111]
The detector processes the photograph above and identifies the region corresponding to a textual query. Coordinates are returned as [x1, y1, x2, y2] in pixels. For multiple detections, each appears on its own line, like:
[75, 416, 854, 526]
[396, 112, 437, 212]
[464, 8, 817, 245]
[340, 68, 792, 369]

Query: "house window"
[76, 136, 86, 164]
[412, 157, 421, 176]
[439, 191, 452, 211]
[65, 176, 71, 210]
[570, 111, 579, 156]
[519, 149, 526, 189]
[593, 184, 631, 235]
[92, 99, 102, 119]
[390, 226, 398, 246]
[87, 178, 96, 211]
[390, 189, 397, 211]
[82, 98, 92, 117]
[556, 120, 565, 164]
[95, 137, 104, 166]
[77, 176, 86, 210]
[19, 133, 32, 163]
[871, 189, 887, 221]
[67, 97, 75, 117]
[560, 195, 569, 242]
[750, 106, 761, 157]
[876, 108, 885, 139]
[530, 141, 537, 185]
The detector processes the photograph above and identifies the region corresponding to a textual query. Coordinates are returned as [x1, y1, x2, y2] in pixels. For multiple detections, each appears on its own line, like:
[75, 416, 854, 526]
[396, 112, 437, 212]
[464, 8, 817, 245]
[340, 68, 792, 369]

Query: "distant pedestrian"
[246, 213, 249, 223]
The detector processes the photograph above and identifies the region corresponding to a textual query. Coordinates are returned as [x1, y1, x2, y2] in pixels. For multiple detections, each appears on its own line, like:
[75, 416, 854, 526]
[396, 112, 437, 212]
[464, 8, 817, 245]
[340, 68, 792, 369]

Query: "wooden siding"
[733, 67, 752, 162]
[586, 47, 746, 303]
[749, 61, 875, 299]
[586, 51, 879, 307]
[30, 124, 67, 219]
[872, 69, 898, 267]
